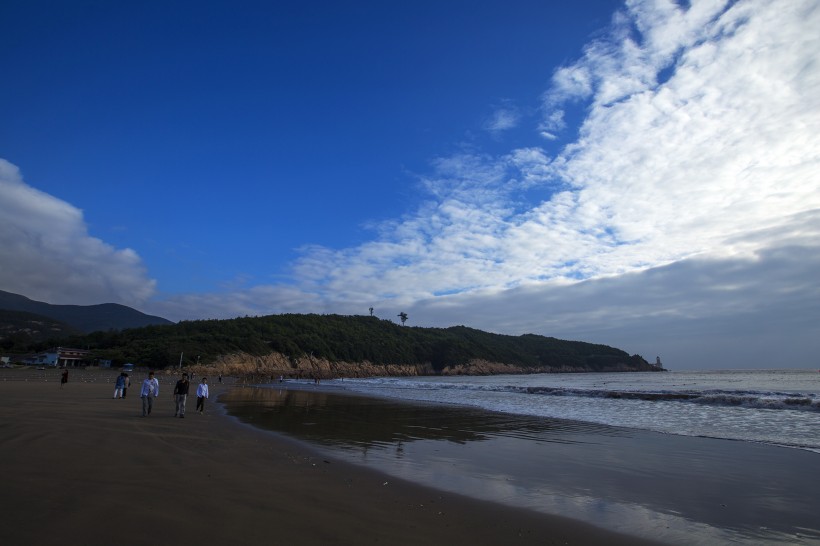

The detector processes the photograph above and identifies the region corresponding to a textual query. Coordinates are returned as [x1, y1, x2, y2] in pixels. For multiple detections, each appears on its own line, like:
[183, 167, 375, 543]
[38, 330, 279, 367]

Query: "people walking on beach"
[140, 371, 160, 417]
[173, 372, 190, 418]
[60, 368, 68, 388]
[122, 373, 131, 398]
[114, 373, 126, 398]
[196, 377, 209, 414]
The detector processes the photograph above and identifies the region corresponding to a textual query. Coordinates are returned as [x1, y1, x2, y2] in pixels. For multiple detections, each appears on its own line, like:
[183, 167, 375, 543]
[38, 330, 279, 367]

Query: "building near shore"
[23, 347, 91, 367]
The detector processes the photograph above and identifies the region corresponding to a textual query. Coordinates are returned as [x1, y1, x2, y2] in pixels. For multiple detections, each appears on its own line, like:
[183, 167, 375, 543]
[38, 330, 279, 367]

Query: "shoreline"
[0, 369, 660, 545]
[224, 378, 820, 545]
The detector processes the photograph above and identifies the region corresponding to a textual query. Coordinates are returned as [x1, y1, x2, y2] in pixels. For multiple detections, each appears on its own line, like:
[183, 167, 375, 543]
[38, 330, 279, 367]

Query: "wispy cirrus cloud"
[288, 0, 820, 305]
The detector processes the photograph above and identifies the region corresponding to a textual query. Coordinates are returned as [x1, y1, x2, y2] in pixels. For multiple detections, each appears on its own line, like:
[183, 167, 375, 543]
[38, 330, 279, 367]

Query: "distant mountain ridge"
[0, 290, 173, 334]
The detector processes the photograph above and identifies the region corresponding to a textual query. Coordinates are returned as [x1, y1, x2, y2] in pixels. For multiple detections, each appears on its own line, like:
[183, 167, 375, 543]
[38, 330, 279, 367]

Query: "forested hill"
[46, 313, 657, 374]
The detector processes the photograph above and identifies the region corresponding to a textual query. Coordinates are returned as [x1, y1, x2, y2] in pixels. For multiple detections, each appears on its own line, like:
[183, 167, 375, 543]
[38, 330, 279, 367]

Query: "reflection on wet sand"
[221, 385, 619, 448]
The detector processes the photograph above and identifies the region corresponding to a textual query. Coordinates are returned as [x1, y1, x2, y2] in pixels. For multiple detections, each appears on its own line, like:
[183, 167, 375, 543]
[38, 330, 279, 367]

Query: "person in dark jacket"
[173, 373, 190, 418]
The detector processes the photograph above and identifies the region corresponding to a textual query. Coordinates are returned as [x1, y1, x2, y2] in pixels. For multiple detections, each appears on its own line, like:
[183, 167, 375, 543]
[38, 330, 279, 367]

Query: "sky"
[2, 0, 819, 370]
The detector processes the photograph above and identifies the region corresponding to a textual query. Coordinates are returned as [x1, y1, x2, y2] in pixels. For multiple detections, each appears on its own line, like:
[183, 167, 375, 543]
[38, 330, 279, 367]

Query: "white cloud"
[484, 106, 521, 134]
[544, 0, 734, 109]
[285, 0, 820, 301]
[549, 0, 820, 266]
[0, 159, 157, 306]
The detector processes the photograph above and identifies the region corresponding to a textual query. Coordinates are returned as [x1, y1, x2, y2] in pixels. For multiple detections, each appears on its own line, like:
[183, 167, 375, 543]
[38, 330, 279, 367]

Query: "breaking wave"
[345, 377, 820, 412]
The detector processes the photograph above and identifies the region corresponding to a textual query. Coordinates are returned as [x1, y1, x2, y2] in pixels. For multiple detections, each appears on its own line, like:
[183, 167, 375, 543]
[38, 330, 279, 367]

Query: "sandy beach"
[0, 368, 659, 546]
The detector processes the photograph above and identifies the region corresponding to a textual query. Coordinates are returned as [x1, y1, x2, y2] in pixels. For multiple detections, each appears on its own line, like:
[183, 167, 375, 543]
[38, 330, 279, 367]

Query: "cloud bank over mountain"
[0, 159, 156, 306]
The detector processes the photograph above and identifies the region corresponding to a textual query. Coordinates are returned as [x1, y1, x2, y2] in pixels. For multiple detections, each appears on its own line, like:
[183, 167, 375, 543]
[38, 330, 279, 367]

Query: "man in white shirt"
[196, 377, 209, 414]
[140, 371, 160, 417]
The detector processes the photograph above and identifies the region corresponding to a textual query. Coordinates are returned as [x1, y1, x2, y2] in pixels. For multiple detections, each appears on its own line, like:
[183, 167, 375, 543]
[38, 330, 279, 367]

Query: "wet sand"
[0, 369, 659, 546]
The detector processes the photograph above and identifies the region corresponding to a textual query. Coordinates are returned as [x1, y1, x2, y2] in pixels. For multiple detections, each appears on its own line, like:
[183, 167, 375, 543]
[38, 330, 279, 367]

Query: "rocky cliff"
[188, 351, 652, 379]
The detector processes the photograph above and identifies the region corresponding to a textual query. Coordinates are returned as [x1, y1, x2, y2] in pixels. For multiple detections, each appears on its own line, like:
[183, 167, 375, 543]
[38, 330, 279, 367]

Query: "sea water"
[330, 369, 820, 452]
[226, 369, 820, 545]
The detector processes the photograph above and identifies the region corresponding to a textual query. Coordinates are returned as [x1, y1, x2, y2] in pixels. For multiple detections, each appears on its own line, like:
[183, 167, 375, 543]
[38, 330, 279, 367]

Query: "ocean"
[222, 369, 820, 545]
[332, 369, 820, 452]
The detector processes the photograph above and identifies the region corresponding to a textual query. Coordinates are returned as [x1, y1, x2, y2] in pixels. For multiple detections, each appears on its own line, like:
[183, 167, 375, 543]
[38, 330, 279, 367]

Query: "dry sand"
[0, 369, 660, 545]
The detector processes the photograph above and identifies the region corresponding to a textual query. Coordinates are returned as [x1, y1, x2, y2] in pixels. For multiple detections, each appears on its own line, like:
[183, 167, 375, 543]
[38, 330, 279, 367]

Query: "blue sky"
[2, 0, 819, 369]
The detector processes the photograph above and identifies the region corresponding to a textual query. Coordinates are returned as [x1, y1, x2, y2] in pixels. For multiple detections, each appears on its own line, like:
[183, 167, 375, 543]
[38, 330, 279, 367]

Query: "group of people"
[113, 373, 131, 398]
[121, 371, 210, 418]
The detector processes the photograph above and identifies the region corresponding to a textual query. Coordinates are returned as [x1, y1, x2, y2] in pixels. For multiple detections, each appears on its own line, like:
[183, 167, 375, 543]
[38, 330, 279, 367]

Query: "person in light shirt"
[196, 377, 209, 414]
[140, 371, 160, 417]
